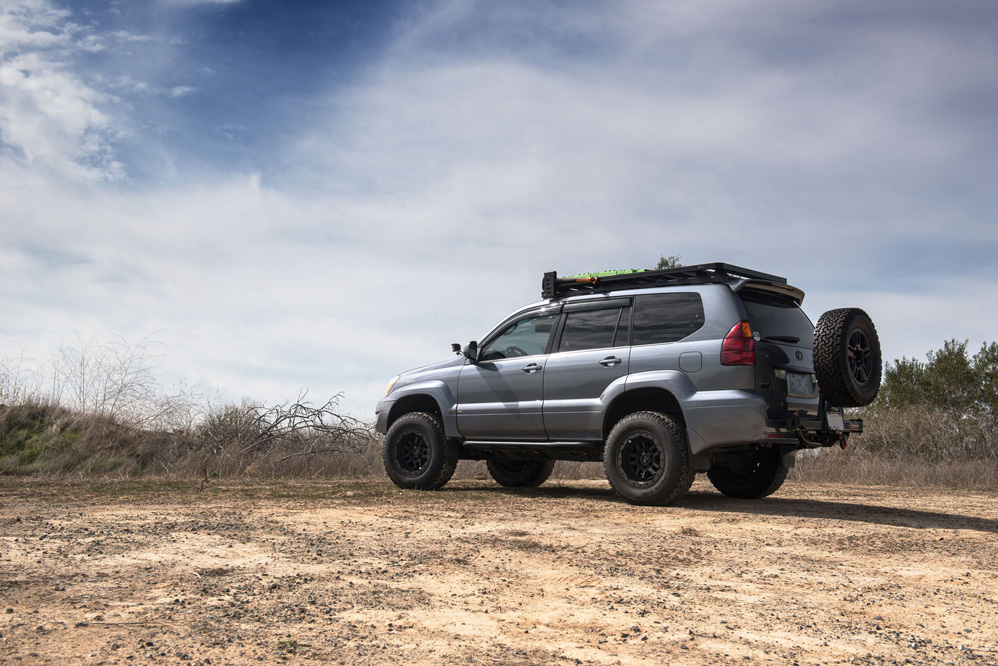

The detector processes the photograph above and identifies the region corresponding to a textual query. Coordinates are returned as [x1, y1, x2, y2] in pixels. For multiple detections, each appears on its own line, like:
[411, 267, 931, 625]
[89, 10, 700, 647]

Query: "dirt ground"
[1, 476, 996, 666]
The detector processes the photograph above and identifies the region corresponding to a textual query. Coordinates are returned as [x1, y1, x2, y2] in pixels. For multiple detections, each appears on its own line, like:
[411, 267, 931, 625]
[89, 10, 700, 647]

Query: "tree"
[864, 340, 998, 462]
[875, 339, 998, 414]
[656, 255, 683, 270]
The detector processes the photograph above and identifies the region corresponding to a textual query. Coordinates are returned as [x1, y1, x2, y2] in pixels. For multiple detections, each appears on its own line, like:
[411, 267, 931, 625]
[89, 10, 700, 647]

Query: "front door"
[456, 311, 559, 441]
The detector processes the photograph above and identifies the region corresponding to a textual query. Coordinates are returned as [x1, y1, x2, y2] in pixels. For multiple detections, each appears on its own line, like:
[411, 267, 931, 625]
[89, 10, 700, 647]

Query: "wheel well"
[603, 388, 684, 439]
[387, 395, 443, 429]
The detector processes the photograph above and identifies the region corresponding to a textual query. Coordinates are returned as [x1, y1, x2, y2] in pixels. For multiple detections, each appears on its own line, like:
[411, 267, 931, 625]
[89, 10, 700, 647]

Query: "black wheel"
[603, 411, 694, 506]
[485, 459, 555, 488]
[707, 447, 788, 499]
[813, 308, 882, 408]
[382, 412, 458, 490]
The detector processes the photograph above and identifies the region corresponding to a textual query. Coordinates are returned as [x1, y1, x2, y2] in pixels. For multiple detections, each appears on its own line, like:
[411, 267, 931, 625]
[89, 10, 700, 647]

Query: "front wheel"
[603, 411, 694, 506]
[707, 447, 788, 499]
[486, 459, 555, 488]
[382, 412, 458, 490]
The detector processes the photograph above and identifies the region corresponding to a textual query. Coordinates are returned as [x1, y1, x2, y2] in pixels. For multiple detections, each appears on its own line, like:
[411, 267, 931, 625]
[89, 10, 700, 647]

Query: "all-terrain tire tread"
[603, 411, 694, 506]
[486, 459, 556, 488]
[760, 464, 789, 497]
[706, 448, 789, 499]
[382, 412, 458, 490]
[813, 308, 881, 408]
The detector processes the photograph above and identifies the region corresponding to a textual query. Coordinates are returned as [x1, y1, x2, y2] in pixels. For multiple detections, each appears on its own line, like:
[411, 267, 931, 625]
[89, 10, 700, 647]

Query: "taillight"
[721, 320, 755, 366]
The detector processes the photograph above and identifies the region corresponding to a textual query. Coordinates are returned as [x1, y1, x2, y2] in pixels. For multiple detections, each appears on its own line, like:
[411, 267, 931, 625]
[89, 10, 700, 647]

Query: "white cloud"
[158, 0, 245, 6]
[110, 30, 153, 43]
[169, 85, 197, 97]
[75, 34, 104, 52]
[1, 0, 996, 417]
[0, 0, 124, 181]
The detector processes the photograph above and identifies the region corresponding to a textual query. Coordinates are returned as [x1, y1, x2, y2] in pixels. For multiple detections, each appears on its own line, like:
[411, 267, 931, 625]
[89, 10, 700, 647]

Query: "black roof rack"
[541, 263, 788, 300]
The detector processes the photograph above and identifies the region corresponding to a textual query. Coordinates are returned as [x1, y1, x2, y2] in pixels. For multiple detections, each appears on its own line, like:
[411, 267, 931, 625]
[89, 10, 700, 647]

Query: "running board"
[459, 441, 603, 462]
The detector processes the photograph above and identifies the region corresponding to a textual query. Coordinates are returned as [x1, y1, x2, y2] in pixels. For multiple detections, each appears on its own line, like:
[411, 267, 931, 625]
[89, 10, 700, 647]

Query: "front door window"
[479, 314, 558, 361]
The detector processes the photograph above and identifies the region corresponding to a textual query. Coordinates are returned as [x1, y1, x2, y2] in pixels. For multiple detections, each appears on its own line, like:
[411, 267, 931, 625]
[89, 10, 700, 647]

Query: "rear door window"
[558, 306, 628, 352]
[632, 293, 705, 345]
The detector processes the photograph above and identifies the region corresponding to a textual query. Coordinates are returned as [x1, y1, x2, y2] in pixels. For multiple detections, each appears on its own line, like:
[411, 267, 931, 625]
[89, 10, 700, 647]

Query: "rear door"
[542, 300, 631, 440]
[456, 310, 559, 441]
[739, 289, 817, 416]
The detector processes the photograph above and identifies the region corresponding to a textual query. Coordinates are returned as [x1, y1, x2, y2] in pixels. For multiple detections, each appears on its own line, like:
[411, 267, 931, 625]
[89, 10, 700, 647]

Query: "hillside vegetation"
[792, 339, 998, 487]
[2, 337, 996, 488]
[0, 336, 379, 479]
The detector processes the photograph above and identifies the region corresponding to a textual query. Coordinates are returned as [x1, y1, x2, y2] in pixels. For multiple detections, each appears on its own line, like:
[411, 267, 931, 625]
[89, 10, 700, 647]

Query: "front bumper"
[374, 398, 393, 434]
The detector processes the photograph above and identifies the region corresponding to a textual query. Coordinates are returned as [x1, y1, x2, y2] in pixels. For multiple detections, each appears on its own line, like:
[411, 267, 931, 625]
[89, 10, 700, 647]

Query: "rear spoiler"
[731, 280, 805, 305]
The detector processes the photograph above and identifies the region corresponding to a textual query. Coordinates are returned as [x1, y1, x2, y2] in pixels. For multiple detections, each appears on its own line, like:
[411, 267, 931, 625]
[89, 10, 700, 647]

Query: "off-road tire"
[485, 459, 556, 488]
[813, 308, 882, 408]
[707, 446, 789, 499]
[603, 411, 695, 506]
[382, 412, 458, 490]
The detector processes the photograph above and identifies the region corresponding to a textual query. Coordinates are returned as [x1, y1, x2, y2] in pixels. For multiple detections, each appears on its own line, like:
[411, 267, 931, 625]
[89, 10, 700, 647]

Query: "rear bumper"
[683, 389, 860, 454]
[683, 390, 769, 455]
[761, 410, 862, 446]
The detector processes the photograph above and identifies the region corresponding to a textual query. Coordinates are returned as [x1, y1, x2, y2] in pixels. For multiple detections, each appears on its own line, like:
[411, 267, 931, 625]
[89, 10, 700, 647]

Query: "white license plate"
[826, 412, 845, 431]
[787, 372, 813, 396]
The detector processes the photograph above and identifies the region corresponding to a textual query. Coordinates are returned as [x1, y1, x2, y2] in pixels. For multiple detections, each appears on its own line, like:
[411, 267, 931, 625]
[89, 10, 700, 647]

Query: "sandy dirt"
[1, 477, 996, 665]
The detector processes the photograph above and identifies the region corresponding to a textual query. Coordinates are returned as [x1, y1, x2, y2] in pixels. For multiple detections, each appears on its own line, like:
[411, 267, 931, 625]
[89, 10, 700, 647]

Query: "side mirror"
[464, 341, 479, 363]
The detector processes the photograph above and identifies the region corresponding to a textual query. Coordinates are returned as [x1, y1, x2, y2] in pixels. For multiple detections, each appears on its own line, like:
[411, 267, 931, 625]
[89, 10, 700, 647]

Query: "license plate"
[787, 372, 813, 396]
[826, 412, 845, 431]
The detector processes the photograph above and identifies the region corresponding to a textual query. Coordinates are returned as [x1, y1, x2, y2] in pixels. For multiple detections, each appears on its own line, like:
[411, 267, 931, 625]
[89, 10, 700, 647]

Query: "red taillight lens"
[721, 320, 755, 366]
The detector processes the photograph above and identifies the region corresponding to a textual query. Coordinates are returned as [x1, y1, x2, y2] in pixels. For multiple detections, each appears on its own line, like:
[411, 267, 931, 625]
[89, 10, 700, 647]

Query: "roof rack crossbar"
[541, 262, 787, 299]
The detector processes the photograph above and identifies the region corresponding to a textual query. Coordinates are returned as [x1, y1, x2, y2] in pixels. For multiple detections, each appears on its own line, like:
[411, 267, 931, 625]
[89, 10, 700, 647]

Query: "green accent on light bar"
[562, 269, 647, 279]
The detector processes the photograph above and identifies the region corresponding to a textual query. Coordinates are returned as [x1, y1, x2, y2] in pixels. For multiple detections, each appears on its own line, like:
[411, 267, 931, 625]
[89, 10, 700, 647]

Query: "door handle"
[599, 356, 622, 367]
[521, 363, 542, 374]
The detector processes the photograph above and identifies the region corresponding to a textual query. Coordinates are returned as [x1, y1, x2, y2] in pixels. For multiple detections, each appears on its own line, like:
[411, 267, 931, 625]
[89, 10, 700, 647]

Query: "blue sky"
[2, 0, 997, 416]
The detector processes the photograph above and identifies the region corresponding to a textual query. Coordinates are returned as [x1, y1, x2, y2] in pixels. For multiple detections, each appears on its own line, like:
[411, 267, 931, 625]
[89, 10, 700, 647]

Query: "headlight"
[385, 375, 400, 396]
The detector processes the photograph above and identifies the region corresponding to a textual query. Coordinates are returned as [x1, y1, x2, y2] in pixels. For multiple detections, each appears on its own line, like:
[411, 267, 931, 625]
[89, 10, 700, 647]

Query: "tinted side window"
[632, 293, 705, 345]
[558, 308, 624, 352]
[480, 313, 559, 361]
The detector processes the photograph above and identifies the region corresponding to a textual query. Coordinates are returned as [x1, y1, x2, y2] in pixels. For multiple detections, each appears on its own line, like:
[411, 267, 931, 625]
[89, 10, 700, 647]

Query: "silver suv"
[375, 263, 881, 505]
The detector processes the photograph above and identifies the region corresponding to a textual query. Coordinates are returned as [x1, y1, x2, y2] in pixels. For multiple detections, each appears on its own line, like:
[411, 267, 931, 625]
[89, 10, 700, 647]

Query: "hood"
[395, 354, 465, 388]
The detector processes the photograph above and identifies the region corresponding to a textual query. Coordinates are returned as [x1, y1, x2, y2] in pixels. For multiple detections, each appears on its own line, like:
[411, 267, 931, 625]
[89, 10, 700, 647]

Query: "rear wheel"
[603, 411, 694, 506]
[707, 447, 788, 499]
[382, 412, 458, 490]
[485, 459, 555, 488]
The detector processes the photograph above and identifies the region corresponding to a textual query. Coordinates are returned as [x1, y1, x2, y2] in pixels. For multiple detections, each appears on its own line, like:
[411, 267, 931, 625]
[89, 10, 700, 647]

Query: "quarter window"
[632, 293, 705, 345]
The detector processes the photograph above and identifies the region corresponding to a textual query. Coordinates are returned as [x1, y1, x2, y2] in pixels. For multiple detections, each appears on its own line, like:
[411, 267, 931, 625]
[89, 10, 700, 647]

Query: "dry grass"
[788, 404, 998, 489]
[791, 439, 998, 489]
[3, 398, 995, 490]
[0, 399, 383, 481]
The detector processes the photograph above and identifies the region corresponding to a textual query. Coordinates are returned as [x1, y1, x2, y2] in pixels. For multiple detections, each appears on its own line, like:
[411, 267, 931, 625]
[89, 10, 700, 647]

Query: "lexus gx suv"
[375, 263, 881, 506]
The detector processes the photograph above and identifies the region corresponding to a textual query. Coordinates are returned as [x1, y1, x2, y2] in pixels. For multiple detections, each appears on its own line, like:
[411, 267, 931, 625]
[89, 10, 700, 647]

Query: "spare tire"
[813, 308, 882, 407]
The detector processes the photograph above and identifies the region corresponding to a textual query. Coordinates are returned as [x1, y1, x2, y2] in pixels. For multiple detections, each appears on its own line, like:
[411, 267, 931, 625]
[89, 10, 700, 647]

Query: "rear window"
[632, 293, 705, 345]
[739, 290, 814, 345]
